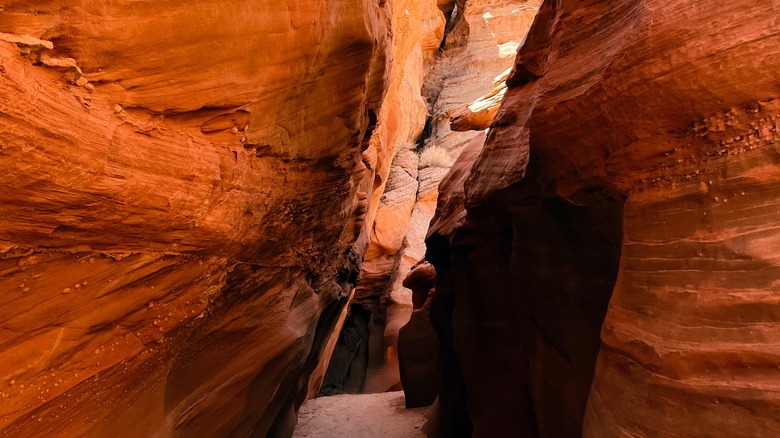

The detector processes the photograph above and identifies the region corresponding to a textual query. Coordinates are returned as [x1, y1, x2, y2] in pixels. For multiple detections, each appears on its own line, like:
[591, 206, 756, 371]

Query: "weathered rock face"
[0, 1, 398, 436]
[315, 0, 447, 396]
[448, 69, 509, 132]
[324, 0, 539, 397]
[426, 0, 541, 155]
[426, 0, 780, 436]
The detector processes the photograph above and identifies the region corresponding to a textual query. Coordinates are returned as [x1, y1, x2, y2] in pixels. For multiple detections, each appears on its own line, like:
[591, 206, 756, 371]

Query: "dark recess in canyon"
[425, 166, 624, 436]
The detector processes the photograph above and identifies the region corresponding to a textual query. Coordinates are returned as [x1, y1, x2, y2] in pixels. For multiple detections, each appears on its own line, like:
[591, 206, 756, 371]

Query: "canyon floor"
[292, 391, 428, 438]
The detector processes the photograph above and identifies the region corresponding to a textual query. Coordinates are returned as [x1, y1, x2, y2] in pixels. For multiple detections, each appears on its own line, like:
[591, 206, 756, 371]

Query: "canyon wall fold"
[0, 1, 401, 436]
[313, 0, 447, 397]
[425, 0, 780, 436]
[323, 0, 539, 397]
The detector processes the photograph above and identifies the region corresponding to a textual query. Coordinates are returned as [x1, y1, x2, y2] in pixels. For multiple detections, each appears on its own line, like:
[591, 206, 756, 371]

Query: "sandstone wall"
[324, 0, 539, 396]
[314, 0, 447, 396]
[0, 1, 394, 436]
[425, 0, 780, 436]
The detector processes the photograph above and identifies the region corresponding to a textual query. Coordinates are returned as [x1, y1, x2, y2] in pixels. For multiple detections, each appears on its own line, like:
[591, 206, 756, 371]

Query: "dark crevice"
[317, 304, 374, 395]
[259, 293, 352, 437]
[425, 172, 625, 436]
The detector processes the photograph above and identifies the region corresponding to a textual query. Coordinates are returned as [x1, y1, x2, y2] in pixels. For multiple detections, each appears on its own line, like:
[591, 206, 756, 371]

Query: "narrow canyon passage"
[2, 1, 780, 438]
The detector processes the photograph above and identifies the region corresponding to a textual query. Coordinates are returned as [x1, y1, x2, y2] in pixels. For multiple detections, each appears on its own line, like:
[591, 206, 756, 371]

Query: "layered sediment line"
[425, 0, 780, 436]
[0, 2, 392, 436]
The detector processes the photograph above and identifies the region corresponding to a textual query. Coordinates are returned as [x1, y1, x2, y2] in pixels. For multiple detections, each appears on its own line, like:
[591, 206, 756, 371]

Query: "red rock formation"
[397, 261, 438, 408]
[0, 1, 397, 436]
[448, 69, 509, 132]
[314, 0, 447, 397]
[426, 0, 540, 156]
[325, 0, 539, 397]
[425, 0, 780, 436]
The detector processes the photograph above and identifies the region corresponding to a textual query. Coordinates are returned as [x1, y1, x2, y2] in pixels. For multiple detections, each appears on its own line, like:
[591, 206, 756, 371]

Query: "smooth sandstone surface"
[0, 1, 395, 437]
[397, 261, 438, 408]
[448, 68, 509, 132]
[425, 0, 780, 437]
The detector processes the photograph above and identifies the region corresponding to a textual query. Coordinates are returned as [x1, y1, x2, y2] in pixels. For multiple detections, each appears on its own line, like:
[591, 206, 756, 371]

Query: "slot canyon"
[1, 0, 779, 437]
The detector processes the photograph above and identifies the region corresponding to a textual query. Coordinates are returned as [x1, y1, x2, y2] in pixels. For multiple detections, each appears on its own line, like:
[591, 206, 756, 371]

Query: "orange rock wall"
[426, 0, 780, 436]
[330, 0, 539, 396]
[0, 1, 400, 436]
[313, 0, 447, 397]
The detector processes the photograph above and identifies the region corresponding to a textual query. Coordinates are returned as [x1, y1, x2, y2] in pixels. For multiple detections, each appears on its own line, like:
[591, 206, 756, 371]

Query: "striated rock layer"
[0, 1, 403, 437]
[324, 0, 539, 397]
[425, 0, 780, 436]
[315, 0, 447, 397]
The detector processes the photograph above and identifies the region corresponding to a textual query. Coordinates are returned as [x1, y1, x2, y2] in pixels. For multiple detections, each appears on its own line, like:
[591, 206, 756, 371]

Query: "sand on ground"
[292, 391, 428, 438]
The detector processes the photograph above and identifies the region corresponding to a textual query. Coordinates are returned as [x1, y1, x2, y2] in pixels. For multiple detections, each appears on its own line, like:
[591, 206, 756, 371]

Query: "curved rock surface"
[397, 262, 438, 408]
[425, 0, 780, 436]
[0, 1, 397, 436]
[313, 0, 447, 397]
[448, 69, 509, 132]
[425, 0, 540, 155]
[324, 0, 539, 397]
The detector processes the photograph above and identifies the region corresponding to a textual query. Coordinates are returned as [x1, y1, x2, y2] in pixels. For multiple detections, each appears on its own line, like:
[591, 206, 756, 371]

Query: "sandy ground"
[292, 391, 428, 438]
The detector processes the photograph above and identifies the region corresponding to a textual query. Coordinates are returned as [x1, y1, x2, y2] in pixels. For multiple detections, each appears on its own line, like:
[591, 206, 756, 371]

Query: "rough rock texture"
[324, 0, 539, 397]
[424, 0, 540, 155]
[448, 69, 509, 132]
[315, 0, 447, 397]
[0, 2, 400, 437]
[356, 163, 448, 394]
[306, 0, 452, 395]
[425, 0, 780, 437]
